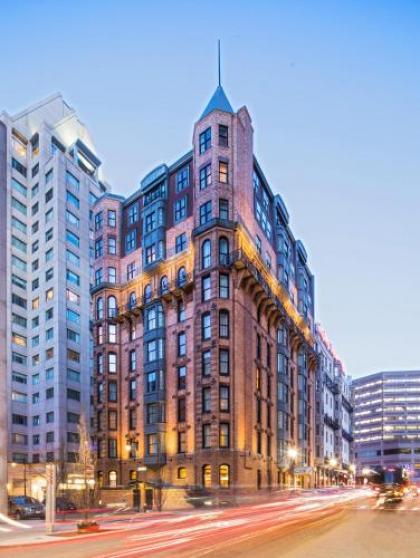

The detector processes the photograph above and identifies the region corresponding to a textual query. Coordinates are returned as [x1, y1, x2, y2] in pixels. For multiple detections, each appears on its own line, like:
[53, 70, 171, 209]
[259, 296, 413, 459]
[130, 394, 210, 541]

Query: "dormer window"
[199, 127, 211, 154]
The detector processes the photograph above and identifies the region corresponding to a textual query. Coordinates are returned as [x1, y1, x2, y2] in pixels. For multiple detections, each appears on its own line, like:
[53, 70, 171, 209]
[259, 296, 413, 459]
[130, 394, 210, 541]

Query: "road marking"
[129, 518, 250, 541]
[102, 537, 193, 558]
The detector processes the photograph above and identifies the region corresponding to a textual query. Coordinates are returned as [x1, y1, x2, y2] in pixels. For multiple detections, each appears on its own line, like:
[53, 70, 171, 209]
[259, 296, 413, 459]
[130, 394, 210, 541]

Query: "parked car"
[9, 496, 45, 520]
[42, 496, 77, 512]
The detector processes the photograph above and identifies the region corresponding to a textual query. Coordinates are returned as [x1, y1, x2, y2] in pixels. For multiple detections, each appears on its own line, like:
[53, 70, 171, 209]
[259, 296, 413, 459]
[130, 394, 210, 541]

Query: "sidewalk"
[0, 509, 183, 547]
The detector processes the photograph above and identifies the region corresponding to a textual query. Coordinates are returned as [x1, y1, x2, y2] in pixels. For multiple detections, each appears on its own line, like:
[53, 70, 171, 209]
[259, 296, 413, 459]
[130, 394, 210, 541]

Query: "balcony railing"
[116, 273, 194, 318]
[342, 395, 353, 413]
[143, 453, 167, 466]
[324, 413, 340, 431]
[324, 375, 340, 395]
[342, 428, 354, 443]
[192, 217, 237, 237]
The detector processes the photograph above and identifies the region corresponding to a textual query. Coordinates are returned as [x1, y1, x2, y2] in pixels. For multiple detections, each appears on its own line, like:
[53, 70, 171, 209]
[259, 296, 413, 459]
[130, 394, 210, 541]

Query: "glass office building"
[353, 370, 420, 483]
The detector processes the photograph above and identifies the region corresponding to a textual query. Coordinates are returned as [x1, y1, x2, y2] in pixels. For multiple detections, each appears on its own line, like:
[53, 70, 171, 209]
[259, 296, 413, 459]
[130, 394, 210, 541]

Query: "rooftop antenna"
[218, 39, 221, 87]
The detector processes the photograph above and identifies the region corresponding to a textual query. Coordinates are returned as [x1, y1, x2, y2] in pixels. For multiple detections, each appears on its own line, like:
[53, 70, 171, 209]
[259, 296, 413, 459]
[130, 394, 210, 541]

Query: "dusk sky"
[2, 0, 419, 377]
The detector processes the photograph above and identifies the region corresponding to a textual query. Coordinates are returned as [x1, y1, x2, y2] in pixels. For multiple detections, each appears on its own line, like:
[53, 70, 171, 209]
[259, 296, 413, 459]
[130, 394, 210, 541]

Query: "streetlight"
[126, 438, 143, 512]
[287, 448, 298, 490]
[349, 464, 356, 487]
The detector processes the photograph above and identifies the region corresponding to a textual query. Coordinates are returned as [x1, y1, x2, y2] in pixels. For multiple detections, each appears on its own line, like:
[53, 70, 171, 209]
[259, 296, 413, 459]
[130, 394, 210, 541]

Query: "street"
[1, 488, 418, 557]
[204, 493, 420, 558]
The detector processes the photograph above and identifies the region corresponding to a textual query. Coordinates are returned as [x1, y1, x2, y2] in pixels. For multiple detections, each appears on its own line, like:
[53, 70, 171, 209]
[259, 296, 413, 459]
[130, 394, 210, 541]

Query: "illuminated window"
[108, 470, 117, 488]
[177, 466, 187, 480]
[202, 464, 212, 488]
[219, 464, 230, 488]
[219, 161, 228, 184]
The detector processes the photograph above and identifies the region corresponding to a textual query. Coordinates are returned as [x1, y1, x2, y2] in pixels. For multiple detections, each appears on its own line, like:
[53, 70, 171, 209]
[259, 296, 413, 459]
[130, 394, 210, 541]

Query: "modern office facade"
[353, 370, 420, 483]
[314, 325, 353, 486]
[91, 84, 318, 505]
[0, 94, 107, 500]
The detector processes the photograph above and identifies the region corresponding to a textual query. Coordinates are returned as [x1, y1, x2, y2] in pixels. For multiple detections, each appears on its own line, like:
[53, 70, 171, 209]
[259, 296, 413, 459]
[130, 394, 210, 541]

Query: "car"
[378, 483, 404, 503]
[42, 496, 77, 512]
[9, 496, 45, 520]
[409, 485, 419, 497]
[56, 497, 77, 511]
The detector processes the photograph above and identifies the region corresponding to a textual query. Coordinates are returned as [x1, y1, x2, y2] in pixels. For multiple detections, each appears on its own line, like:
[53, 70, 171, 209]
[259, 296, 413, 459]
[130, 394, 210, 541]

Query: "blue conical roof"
[200, 85, 234, 119]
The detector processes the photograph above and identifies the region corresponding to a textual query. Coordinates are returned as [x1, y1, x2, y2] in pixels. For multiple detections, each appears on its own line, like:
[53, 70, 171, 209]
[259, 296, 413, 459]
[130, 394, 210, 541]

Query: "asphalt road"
[1, 489, 418, 558]
[203, 495, 420, 558]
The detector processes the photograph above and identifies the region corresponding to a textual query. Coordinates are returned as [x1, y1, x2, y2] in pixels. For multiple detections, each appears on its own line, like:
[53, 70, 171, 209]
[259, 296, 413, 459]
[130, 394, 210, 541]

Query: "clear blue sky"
[2, 0, 420, 377]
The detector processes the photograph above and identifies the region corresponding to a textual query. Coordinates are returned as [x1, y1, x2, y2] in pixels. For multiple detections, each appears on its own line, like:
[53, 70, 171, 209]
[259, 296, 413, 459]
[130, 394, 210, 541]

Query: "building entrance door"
[145, 488, 153, 510]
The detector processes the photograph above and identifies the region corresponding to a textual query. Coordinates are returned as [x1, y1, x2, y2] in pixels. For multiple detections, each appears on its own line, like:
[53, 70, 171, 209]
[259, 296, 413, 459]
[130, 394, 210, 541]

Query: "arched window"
[257, 305, 262, 324]
[160, 275, 169, 294]
[177, 466, 187, 480]
[108, 470, 117, 488]
[219, 310, 229, 339]
[128, 292, 136, 309]
[277, 323, 287, 346]
[177, 267, 187, 287]
[96, 297, 104, 320]
[202, 464, 212, 488]
[201, 239, 211, 269]
[107, 296, 117, 318]
[144, 284, 152, 303]
[219, 237, 229, 266]
[219, 464, 230, 488]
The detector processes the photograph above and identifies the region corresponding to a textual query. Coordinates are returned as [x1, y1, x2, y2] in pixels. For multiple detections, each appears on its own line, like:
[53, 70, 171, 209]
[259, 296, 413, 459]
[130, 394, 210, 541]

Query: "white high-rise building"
[0, 94, 109, 504]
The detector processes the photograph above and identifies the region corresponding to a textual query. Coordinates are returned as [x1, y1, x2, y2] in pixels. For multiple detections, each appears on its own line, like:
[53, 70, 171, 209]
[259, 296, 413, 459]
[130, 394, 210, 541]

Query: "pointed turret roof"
[200, 85, 234, 119]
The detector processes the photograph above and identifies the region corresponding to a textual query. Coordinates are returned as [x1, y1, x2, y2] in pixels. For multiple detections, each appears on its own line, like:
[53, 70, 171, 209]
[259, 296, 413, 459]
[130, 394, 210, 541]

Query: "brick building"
[92, 83, 318, 506]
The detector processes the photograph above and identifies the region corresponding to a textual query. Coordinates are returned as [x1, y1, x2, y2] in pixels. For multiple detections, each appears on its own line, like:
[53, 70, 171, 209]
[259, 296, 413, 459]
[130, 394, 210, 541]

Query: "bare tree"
[77, 413, 95, 522]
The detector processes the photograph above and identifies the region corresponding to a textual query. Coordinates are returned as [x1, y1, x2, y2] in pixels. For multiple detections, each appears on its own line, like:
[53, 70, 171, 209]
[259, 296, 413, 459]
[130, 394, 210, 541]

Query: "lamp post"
[137, 466, 147, 512]
[348, 464, 356, 487]
[287, 448, 298, 490]
[126, 438, 144, 512]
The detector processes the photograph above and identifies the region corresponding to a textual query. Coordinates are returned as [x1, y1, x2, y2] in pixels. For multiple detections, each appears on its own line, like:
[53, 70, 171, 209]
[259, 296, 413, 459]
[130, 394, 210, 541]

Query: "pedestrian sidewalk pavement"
[0, 509, 180, 547]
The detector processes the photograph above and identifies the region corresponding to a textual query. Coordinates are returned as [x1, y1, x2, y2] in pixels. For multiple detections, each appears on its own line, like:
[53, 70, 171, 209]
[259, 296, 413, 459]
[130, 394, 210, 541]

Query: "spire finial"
[218, 39, 221, 87]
